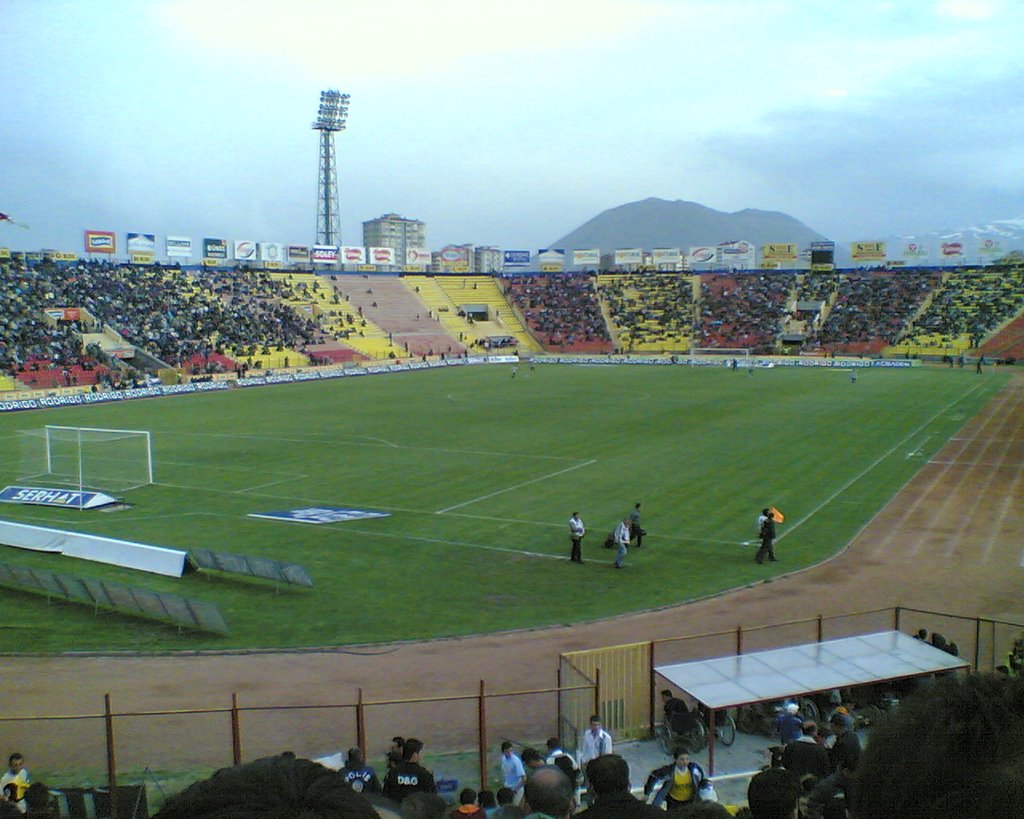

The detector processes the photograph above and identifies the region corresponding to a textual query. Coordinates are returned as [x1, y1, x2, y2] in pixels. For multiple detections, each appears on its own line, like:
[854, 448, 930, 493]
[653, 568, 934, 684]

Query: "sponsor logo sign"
[652, 248, 681, 265]
[0, 485, 117, 509]
[369, 246, 395, 265]
[761, 243, 798, 262]
[166, 236, 193, 257]
[901, 241, 929, 260]
[941, 242, 964, 257]
[288, 244, 310, 262]
[687, 246, 716, 265]
[130, 253, 155, 265]
[440, 245, 470, 264]
[851, 241, 886, 261]
[203, 238, 228, 259]
[85, 230, 116, 254]
[978, 238, 1002, 256]
[201, 258, 223, 266]
[50, 252, 78, 262]
[503, 249, 531, 267]
[341, 245, 365, 264]
[572, 249, 600, 266]
[234, 239, 257, 260]
[716, 240, 755, 267]
[126, 232, 156, 254]
[0, 248, 9, 259]
[312, 244, 339, 264]
[248, 507, 391, 524]
[259, 242, 285, 262]
[614, 248, 643, 265]
[406, 247, 431, 265]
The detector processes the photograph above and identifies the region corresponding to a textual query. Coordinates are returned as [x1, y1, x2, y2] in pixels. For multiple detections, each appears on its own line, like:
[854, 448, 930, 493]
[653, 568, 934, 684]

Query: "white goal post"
[689, 347, 751, 364]
[18, 426, 154, 494]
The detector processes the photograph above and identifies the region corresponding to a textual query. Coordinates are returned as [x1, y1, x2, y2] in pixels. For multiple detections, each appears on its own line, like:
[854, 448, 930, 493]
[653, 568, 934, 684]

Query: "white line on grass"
[435, 459, 599, 514]
[778, 380, 987, 543]
[234, 476, 309, 493]
[155, 429, 576, 462]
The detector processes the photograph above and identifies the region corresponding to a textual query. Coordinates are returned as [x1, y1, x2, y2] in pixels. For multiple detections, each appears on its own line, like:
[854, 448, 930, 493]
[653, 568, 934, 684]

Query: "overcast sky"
[2, 0, 1022, 254]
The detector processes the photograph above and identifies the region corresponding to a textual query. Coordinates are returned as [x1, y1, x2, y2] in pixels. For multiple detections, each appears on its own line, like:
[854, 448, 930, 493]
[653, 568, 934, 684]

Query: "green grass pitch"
[0, 363, 1006, 652]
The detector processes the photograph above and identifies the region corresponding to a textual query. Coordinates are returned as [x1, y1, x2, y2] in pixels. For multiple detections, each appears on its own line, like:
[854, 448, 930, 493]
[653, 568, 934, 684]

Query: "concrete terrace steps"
[268, 272, 406, 363]
[434, 276, 542, 352]
[330, 275, 465, 358]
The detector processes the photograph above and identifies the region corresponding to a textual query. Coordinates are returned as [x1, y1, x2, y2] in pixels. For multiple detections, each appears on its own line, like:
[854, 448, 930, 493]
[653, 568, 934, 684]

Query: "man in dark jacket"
[578, 754, 664, 818]
[382, 738, 436, 803]
[781, 721, 830, 782]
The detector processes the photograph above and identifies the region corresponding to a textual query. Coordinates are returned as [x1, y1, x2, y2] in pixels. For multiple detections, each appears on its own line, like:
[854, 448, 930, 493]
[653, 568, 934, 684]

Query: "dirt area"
[6, 374, 1023, 774]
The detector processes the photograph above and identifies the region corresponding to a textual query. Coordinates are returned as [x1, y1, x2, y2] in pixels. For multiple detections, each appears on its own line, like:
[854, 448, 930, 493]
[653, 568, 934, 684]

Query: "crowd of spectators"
[695, 274, 795, 353]
[504, 275, 610, 350]
[598, 273, 694, 350]
[904, 266, 1024, 348]
[806, 270, 940, 354]
[0, 259, 326, 381]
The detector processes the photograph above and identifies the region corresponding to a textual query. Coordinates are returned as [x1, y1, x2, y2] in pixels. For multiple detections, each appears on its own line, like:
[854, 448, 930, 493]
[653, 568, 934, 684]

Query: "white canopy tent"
[656, 631, 969, 773]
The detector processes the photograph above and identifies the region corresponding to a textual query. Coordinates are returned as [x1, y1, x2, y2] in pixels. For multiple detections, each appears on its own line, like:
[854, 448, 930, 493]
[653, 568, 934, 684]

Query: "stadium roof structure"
[656, 630, 969, 772]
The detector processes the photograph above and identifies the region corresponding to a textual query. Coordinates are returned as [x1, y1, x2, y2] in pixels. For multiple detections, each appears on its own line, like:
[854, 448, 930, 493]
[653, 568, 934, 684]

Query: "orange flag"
[770, 507, 785, 523]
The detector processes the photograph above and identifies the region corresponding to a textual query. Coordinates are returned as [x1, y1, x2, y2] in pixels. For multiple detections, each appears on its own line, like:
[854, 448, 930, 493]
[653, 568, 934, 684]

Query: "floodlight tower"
[312, 89, 350, 247]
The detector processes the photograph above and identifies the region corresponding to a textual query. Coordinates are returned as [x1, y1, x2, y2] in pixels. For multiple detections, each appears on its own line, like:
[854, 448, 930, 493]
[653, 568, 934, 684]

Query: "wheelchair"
[658, 709, 736, 754]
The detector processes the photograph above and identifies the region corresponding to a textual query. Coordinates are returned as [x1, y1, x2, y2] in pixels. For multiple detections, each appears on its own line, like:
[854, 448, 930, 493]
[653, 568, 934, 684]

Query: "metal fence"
[6, 605, 1024, 817]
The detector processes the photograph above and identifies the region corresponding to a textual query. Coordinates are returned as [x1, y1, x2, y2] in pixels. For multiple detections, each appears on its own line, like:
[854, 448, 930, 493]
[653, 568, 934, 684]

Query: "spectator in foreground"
[451, 787, 486, 818]
[522, 766, 574, 819]
[151, 753, 377, 818]
[400, 792, 447, 819]
[579, 754, 663, 818]
[0, 755, 30, 815]
[746, 768, 800, 819]
[850, 673, 1024, 819]
[491, 787, 526, 819]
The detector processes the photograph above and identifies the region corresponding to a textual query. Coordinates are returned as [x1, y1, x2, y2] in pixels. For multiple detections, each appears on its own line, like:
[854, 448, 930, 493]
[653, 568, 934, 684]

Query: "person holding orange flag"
[755, 507, 783, 563]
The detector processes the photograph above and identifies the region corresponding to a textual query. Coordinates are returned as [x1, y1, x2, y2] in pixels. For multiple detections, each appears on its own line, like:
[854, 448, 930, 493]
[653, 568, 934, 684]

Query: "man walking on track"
[569, 512, 585, 564]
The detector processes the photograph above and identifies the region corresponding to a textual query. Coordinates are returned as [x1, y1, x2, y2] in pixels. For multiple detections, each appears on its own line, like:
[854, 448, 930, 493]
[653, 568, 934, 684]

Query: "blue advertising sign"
[248, 507, 391, 525]
[503, 250, 531, 266]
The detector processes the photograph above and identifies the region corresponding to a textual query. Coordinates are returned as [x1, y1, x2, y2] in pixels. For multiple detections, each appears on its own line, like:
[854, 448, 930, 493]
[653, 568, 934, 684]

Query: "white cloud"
[935, 0, 1000, 20]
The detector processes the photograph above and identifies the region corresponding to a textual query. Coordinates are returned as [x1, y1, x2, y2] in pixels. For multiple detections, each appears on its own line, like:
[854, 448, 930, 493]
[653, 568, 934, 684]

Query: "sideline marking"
[780, 381, 986, 543]
[435, 459, 598, 514]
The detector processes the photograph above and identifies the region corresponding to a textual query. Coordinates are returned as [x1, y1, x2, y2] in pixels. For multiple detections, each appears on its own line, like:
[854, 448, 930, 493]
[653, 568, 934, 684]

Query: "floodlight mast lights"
[312, 89, 350, 248]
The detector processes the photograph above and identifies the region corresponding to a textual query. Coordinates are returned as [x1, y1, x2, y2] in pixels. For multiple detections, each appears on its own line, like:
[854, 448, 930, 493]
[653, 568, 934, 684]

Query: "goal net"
[689, 347, 751, 364]
[17, 426, 154, 494]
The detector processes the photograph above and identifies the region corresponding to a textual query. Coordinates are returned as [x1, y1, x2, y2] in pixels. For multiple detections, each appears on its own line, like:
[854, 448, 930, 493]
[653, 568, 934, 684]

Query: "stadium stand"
[268, 272, 407, 362]
[894, 266, 1024, 357]
[505, 274, 612, 353]
[331, 274, 466, 358]
[433, 275, 542, 352]
[596, 272, 693, 352]
[806, 269, 941, 355]
[695, 273, 794, 353]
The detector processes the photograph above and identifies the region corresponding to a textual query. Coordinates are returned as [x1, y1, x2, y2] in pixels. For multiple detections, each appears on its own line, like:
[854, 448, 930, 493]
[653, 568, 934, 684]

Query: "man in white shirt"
[579, 716, 613, 806]
[568, 512, 585, 564]
[613, 518, 630, 569]
[500, 741, 526, 803]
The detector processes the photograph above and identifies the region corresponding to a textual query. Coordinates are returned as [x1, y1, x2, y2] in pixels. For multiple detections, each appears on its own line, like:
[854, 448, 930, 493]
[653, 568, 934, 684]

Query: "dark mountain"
[550, 197, 827, 251]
